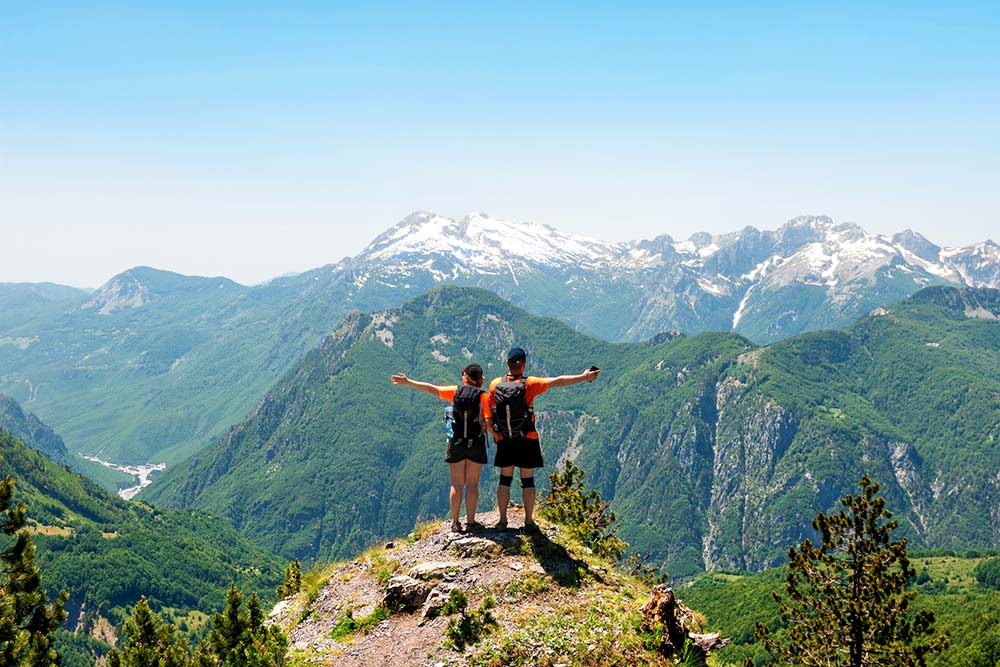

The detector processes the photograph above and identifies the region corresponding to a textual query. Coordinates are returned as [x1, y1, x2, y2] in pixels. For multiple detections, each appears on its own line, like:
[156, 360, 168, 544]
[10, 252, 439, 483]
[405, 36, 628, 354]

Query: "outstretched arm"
[391, 373, 445, 398]
[545, 368, 600, 388]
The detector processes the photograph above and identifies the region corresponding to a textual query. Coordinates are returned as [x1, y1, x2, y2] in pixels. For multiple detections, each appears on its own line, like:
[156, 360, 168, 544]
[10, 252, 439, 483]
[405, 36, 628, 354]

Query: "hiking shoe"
[466, 521, 485, 532]
[522, 522, 541, 534]
[450, 521, 463, 533]
[494, 520, 508, 531]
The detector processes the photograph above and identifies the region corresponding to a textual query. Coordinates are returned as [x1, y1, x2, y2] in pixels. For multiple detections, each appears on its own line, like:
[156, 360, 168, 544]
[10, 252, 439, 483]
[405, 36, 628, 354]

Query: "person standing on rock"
[391, 364, 490, 533]
[483, 347, 600, 532]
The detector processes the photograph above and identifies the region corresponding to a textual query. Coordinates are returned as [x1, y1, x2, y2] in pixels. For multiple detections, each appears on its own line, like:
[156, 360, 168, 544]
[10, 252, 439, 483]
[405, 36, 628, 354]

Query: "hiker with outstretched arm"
[483, 347, 600, 532]
[391, 364, 490, 533]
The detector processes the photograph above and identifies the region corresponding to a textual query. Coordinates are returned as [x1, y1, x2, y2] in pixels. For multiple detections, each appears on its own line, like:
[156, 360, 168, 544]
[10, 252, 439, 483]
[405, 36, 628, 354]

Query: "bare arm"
[390, 373, 446, 398]
[483, 416, 503, 441]
[481, 387, 503, 440]
[545, 368, 601, 388]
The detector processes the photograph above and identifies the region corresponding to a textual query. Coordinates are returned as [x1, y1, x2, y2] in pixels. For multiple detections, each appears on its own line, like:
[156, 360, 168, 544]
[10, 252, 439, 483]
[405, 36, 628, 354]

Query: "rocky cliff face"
[0, 394, 68, 464]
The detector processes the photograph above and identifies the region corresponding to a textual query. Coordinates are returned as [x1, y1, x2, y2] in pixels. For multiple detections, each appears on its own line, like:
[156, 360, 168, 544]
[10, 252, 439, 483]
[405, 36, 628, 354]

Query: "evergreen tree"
[0, 473, 68, 667]
[540, 459, 625, 561]
[106, 596, 192, 667]
[195, 585, 286, 667]
[751, 475, 948, 667]
[275, 561, 300, 599]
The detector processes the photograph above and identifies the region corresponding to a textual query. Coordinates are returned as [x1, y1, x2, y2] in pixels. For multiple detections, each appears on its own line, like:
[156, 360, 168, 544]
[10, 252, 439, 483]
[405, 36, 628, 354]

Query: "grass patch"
[407, 519, 439, 544]
[26, 522, 75, 537]
[915, 556, 988, 594]
[506, 572, 550, 600]
[300, 561, 338, 604]
[329, 605, 390, 641]
[365, 553, 400, 585]
[467, 587, 672, 667]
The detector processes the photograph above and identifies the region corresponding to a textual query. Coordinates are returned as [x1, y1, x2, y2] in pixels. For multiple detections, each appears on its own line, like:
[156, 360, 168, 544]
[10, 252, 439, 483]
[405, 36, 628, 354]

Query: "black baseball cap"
[507, 347, 527, 362]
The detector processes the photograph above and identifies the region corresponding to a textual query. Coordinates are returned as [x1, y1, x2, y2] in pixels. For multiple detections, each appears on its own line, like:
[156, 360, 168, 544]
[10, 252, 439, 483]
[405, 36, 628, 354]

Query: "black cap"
[507, 347, 527, 362]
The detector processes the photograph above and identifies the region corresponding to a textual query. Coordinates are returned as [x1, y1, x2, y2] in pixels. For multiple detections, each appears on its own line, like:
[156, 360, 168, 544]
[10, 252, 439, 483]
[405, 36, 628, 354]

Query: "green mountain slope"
[0, 422, 284, 640]
[4, 217, 997, 476]
[1, 393, 69, 463]
[143, 285, 645, 559]
[0, 281, 88, 331]
[682, 553, 1000, 666]
[0, 267, 347, 468]
[144, 286, 1000, 579]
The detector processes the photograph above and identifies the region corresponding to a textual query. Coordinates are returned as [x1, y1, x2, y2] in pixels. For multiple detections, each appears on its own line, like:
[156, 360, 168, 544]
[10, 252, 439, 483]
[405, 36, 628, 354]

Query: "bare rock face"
[450, 536, 504, 559]
[419, 584, 458, 621]
[383, 575, 432, 611]
[640, 585, 731, 656]
[407, 561, 463, 581]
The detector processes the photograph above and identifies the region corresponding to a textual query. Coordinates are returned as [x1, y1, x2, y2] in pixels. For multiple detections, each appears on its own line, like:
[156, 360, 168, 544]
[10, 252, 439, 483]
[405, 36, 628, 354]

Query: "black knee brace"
[499, 474, 514, 488]
[520, 476, 535, 489]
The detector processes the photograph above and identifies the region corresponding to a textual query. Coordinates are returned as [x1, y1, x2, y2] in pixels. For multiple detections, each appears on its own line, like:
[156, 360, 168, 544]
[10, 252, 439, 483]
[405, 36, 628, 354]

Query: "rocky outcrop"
[271, 509, 729, 667]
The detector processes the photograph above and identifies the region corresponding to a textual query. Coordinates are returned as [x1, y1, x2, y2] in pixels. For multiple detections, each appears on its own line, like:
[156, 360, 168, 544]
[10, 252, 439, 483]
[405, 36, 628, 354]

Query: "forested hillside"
[683, 553, 1000, 666]
[144, 286, 1000, 578]
[0, 426, 284, 662]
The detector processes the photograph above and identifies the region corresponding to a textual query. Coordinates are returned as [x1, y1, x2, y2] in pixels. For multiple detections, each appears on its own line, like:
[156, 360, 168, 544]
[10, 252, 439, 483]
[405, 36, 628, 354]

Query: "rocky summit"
[269, 506, 725, 667]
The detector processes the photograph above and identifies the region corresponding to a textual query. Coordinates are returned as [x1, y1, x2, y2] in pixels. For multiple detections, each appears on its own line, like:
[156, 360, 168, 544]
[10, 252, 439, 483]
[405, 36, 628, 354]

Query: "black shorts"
[494, 437, 543, 469]
[445, 437, 488, 464]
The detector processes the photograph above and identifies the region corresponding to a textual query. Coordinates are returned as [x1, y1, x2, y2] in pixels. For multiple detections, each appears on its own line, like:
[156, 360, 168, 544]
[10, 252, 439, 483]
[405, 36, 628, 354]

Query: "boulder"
[383, 575, 432, 611]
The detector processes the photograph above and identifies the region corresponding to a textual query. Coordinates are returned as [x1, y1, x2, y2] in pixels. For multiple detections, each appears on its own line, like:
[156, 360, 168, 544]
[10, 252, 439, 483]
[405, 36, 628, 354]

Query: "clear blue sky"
[2, 2, 998, 287]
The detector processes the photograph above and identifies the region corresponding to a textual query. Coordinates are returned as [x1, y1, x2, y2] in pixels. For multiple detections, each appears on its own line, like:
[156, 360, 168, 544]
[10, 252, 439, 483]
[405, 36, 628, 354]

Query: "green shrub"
[329, 605, 390, 641]
[540, 459, 626, 561]
[974, 556, 1000, 590]
[276, 559, 302, 598]
[442, 590, 497, 651]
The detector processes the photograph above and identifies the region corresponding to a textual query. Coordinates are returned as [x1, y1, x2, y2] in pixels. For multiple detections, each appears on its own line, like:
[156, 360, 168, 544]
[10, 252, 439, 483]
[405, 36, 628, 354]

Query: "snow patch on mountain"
[346, 210, 1000, 340]
[363, 211, 628, 273]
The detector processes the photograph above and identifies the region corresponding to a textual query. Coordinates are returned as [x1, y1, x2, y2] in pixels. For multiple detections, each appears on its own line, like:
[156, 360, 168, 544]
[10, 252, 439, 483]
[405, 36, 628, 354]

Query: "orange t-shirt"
[484, 375, 551, 439]
[436, 385, 491, 413]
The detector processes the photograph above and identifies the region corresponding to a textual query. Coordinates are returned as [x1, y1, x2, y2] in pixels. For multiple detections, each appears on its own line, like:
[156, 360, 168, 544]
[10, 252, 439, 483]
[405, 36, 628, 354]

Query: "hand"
[391, 373, 409, 385]
[582, 368, 600, 383]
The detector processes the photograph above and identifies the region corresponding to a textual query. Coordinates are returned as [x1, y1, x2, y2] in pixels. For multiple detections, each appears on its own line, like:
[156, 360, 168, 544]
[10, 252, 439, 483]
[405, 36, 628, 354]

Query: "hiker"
[483, 347, 600, 532]
[391, 364, 490, 533]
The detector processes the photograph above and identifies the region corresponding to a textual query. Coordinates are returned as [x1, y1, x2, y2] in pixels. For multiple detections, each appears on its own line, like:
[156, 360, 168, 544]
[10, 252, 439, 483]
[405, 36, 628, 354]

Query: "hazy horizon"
[4, 209, 997, 290]
[3, 3, 997, 288]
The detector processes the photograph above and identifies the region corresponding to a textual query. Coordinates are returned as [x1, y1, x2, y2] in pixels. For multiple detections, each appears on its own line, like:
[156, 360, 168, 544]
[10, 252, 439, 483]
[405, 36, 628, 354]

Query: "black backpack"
[493, 376, 533, 438]
[448, 384, 485, 442]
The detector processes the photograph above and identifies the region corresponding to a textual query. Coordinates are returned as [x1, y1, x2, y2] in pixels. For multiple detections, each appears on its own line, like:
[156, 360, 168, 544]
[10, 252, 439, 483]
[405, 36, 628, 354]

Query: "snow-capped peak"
[359, 210, 632, 271]
[347, 210, 999, 322]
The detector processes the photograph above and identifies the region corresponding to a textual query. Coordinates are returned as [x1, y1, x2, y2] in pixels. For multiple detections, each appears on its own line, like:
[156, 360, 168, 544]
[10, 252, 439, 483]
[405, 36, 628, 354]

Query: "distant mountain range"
[143, 285, 1000, 579]
[1, 212, 997, 469]
[344, 212, 1000, 342]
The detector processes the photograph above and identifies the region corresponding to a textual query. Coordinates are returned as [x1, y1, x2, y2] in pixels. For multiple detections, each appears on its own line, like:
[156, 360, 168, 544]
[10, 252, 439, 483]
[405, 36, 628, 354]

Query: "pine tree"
[540, 459, 625, 561]
[275, 560, 300, 599]
[751, 475, 948, 667]
[106, 596, 192, 667]
[0, 473, 68, 667]
[195, 585, 287, 667]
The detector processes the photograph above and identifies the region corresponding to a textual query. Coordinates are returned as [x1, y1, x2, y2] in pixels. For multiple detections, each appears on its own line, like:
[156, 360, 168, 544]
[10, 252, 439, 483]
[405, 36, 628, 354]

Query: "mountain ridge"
[3, 211, 998, 470]
[143, 285, 1000, 578]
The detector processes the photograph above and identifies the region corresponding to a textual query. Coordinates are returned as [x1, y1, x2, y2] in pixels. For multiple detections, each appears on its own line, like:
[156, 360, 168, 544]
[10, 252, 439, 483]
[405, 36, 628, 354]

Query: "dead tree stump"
[640, 585, 731, 657]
